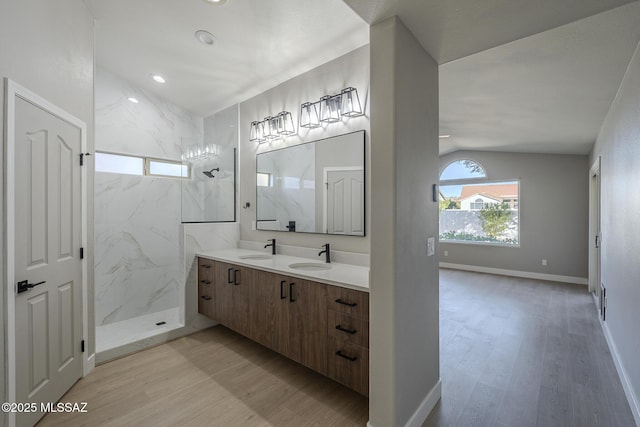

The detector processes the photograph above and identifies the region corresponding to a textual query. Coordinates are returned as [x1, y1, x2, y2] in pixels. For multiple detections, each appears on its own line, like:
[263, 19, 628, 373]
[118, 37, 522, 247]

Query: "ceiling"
[84, 0, 369, 116]
[439, 2, 640, 155]
[342, 0, 637, 64]
[86, 0, 640, 156]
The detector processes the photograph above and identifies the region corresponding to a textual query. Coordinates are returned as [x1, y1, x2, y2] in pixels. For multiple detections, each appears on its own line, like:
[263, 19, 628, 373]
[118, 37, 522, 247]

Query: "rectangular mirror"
[256, 130, 365, 236]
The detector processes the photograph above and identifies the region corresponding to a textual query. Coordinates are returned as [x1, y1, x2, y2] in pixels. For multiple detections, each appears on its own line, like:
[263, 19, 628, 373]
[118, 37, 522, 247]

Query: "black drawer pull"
[234, 269, 241, 285]
[335, 350, 357, 362]
[335, 298, 357, 307]
[227, 268, 234, 284]
[200, 296, 212, 301]
[289, 282, 296, 302]
[335, 325, 357, 334]
[200, 280, 212, 285]
[280, 280, 287, 299]
[201, 264, 211, 269]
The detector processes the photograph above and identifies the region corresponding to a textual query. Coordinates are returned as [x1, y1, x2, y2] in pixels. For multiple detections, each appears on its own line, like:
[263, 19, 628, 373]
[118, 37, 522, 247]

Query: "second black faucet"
[319, 243, 331, 263]
[265, 238, 276, 255]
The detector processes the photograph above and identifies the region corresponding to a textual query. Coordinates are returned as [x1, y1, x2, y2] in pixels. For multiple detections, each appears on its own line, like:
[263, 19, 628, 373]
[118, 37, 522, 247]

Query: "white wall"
[440, 150, 589, 279]
[94, 67, 203, 325]
[369, 17, 440, 427]
[239, 45, 370, 253]
[590, 40, 640, 424]
[0, 0, 95, 408]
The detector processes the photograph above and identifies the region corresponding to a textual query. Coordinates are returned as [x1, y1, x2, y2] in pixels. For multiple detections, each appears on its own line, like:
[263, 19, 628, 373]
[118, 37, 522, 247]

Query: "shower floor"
[96, 307, 182, 354]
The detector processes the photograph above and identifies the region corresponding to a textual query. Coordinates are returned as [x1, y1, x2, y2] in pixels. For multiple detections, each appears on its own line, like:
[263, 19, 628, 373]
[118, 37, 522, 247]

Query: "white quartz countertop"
[197, 248, 369, 292]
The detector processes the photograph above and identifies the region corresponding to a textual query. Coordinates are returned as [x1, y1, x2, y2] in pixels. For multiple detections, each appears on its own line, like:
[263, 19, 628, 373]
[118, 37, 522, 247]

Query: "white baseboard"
[366, 379, 442, 427]
[439, 262, 588, 285]
[600, 319, 640, 426]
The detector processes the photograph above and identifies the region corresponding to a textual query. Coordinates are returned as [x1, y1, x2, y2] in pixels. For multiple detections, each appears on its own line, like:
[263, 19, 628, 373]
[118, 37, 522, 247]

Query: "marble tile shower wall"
[95, 67, 204, 326]
[182, 107, 237, 223]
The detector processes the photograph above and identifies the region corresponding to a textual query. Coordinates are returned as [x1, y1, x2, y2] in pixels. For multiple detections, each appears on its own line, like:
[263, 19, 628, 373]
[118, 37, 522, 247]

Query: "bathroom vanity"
[197, 249, 369, 396]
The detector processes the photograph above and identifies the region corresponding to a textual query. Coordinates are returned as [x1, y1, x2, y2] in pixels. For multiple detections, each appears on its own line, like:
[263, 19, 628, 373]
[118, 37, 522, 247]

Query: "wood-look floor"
[38, 326, 368, 426]
[425, 269, 636, 427]
[39, 269, 635, 427]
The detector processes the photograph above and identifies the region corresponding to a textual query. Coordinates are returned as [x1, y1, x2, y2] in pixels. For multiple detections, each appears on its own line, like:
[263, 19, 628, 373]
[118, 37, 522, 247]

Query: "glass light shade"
[263, 116, 279, 140]
[249, 121, 260, 142]
[319, 95, 341, 123]
[250, 121, 267, 143]
[300, 102, 320, 128]
[277, 111, 296, 135]
[340, 87, 363, 117]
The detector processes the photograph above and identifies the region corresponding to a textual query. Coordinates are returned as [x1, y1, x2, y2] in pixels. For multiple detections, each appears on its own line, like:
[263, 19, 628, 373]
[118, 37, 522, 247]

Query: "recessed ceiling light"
[195, 30, 216, 46]
[152, 75, 166, 84]
[201, 0, 227, 5]
[439, 135, 451, 139]
[127, 97, 139, 104]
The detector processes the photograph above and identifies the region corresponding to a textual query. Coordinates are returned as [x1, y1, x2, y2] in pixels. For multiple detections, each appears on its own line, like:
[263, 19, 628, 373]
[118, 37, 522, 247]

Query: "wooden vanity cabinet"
[212, 261, 252, 337]
[197, 257, 367, 395]
[250, 270, 328, 375]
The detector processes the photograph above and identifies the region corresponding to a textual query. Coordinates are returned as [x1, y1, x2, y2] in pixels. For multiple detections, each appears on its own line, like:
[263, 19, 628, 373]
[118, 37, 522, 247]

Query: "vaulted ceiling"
[85, 0, 640, 155]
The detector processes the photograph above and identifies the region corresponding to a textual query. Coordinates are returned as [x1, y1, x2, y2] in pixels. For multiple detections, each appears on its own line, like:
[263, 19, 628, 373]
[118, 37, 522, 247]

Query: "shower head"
[203, 168, 220, 178]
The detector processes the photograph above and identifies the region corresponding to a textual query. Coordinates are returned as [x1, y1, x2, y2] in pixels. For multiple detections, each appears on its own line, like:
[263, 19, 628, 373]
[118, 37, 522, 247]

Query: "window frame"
[439, 159, 521, 247]
[94, 151, 145, 176]
[95, 150, 191, 179]
[144, 156, 191, 179]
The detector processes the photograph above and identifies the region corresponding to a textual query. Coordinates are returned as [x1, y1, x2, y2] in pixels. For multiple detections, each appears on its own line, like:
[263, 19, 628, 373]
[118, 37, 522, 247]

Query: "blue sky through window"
[440, 160, 486, 181]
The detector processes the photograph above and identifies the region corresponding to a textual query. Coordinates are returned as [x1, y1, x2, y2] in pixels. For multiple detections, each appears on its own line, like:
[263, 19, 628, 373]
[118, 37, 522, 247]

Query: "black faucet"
[265, 238, 276, 255]
[319, 243, 331, 263]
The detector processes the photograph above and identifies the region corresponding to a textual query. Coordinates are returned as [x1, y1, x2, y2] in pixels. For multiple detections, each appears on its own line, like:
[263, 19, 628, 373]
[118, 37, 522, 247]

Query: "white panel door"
[326, 169, 364, 235]
[13, 96, 83, 427]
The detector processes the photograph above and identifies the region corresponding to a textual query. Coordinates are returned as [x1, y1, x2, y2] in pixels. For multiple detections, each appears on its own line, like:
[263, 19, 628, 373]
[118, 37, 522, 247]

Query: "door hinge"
[81, 340, 85, 353]
[80, 247, 84, 259]
[79, 152, 92, 166]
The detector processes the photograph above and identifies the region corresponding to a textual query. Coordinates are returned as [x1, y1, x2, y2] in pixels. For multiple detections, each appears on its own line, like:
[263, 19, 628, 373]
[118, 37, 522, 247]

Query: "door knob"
[17, 280, 46, 294]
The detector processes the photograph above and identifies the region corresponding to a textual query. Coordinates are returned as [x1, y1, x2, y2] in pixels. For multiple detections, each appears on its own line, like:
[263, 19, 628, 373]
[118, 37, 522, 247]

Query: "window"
[95, 151, 190, 179]
[95, 152, 144, 175]
[145, 158, 190, 178]
[470, 198, 484, 210]
[439, 159, 519, 245]
[257, 172, 272, 187]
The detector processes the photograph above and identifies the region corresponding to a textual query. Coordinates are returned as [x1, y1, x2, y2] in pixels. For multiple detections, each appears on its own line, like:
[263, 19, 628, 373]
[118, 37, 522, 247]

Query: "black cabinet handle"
[280, 280, 287, 299]
[289, 282, 296, 302]
[335, 298, 357, 307]
[200, 280, 212, 285]
[335, 325, 357, 334]
[201, 264, 211, 269]
[200, 296, 212, 301]
[234, 269, 241, 285]
[335, 350, 357, 362]
[227, 268, 234, 284]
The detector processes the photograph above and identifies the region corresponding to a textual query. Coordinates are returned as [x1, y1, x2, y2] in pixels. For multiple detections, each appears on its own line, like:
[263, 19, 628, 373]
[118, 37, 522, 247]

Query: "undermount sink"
[288, 262, 332, 271]
[238, 254, 273, 260]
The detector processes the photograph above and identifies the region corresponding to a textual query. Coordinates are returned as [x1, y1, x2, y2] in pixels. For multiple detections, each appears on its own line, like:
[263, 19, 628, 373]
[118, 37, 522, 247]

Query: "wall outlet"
[427, 237, 435, 256]
[444, 250, 448, 257]
[541, 259, 547, 266]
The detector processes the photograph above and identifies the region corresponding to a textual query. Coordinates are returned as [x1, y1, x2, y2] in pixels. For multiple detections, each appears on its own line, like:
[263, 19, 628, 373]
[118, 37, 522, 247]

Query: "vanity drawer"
[197, 258, 214, 318]
[198, 258, 214, 284]
[327, 286, 369, 320]
[328, 339, 369, 396]
[328, 310, 369, 348]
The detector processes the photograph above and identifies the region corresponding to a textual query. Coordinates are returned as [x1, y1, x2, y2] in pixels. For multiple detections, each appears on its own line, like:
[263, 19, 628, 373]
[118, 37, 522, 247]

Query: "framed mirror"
[256, 130, 365, 236]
